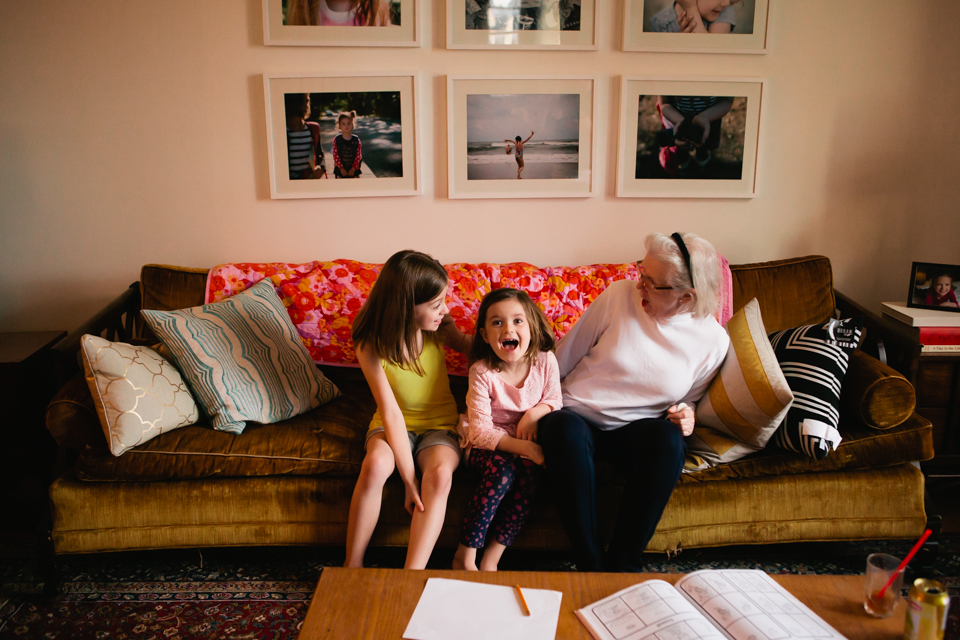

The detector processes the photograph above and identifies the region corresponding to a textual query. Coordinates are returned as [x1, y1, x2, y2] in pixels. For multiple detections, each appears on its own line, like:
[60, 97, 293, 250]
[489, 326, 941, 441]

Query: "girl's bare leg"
[344, 435, 395, 568]
[452, 544, 478, 571]
[478, 540, 507, 571]
[518, 159, 524, 179]
[405, 445, 460, 569]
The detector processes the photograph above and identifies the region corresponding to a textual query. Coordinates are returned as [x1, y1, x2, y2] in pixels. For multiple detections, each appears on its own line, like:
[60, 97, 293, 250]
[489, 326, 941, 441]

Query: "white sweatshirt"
[556, 279, 729, 430]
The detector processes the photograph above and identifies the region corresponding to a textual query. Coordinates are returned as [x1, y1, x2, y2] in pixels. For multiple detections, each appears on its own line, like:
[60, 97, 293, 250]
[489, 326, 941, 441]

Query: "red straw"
[876, 529, 932, 598]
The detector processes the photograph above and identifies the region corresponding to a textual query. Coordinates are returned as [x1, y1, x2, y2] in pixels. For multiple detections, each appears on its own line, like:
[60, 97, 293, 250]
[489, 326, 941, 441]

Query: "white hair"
[644, 232, 721, 320]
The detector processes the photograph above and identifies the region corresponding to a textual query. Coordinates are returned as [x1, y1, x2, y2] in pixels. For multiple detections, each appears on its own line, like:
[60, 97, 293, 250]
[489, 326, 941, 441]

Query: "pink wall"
[1, 0, 958, 331]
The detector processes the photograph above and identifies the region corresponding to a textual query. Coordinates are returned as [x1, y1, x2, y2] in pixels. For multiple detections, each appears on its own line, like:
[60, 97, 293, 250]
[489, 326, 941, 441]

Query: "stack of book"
[881, 302, 960, 353]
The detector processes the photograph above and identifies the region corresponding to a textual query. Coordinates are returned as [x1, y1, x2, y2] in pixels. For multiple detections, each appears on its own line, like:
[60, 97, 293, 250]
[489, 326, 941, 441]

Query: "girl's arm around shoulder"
[438, 315, 471, 354]
[463, 363, 504, 451]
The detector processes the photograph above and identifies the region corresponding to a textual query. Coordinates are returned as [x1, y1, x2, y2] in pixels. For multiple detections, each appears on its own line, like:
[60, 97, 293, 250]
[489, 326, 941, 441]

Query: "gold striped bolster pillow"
[687, 298, 794, 469]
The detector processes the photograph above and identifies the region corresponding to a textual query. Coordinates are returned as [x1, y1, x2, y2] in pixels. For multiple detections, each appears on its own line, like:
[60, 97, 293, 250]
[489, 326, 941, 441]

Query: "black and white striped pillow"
[767, 317, 863, 459]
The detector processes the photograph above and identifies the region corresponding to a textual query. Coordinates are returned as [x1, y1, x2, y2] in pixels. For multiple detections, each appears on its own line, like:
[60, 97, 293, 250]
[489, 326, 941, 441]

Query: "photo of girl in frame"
[909, 262, 960, 312]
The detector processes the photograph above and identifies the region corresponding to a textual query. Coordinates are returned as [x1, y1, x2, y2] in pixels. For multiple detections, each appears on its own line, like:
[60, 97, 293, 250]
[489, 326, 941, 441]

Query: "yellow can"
[903, 578, 950, 640]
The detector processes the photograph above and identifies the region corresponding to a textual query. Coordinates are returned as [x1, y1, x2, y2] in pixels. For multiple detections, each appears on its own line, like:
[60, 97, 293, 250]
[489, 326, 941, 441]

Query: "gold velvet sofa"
[44, 256, 934, 559]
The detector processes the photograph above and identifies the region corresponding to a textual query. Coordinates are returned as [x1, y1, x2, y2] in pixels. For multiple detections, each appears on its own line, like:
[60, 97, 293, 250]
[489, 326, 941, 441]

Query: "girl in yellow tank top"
[345, 250, 471, 570]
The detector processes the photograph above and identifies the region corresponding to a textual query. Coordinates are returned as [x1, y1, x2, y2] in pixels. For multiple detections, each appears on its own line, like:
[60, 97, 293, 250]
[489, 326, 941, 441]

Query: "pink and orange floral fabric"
[205, 261, 640, 376]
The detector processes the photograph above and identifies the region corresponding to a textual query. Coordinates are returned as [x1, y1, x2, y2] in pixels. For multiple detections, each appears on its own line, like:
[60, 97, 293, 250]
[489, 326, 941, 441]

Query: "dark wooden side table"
[913, 352, 960, 477]
[0, 331, 67, 533]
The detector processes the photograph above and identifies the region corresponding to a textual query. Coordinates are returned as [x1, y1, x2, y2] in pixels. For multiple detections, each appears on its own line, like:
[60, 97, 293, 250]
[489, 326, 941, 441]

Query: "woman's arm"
[357, 343, 423, 515]
[555, 285, 613, 379]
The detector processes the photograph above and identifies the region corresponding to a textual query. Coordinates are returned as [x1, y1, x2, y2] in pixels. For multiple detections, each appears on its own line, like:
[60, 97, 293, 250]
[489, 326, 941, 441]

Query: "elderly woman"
[539, 232, 730, 572]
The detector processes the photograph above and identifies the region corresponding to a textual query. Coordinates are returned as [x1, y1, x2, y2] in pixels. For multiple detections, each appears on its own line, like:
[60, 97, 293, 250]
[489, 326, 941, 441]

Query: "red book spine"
[918, 327, 960, 345]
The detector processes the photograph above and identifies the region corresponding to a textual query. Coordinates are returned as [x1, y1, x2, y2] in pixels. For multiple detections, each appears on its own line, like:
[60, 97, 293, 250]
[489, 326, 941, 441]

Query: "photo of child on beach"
[641, 0, 755, 34]
[909, 263, 960, 312]
[282, 0, 400, 26]
[466, 93, 579, 181]
[284, 90, 402, 179]
[465, 0, 581, 31]
[634, 94, 746, 180]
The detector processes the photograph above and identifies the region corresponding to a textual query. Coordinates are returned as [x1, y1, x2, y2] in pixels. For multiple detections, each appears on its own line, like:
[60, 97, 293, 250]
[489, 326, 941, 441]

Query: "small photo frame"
[262, 0, 419, 47]
[622, 0, 768, 54]
[447, 0, 597, 50]
[616, 76, 763, 198]
[907, 262, 960, 313]
[263, 73, 421, 198]
[447, 76, 596, 199]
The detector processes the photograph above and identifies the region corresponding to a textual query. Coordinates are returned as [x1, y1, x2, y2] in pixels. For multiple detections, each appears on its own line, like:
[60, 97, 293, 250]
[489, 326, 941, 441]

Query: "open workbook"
[576, 569, 846, 640]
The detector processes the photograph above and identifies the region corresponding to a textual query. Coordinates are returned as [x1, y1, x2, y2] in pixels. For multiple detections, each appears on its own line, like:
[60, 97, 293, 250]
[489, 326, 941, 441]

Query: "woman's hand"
[667, 403, 696, 437]
[403, 477, 424, 516]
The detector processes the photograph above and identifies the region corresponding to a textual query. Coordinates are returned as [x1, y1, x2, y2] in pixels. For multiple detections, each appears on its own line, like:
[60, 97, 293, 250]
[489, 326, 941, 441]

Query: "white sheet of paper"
[402, 578, 563, 640]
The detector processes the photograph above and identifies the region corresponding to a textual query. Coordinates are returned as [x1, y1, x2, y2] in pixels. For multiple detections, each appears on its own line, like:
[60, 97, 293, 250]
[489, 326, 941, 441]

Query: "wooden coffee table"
[298, 568, 906, 639]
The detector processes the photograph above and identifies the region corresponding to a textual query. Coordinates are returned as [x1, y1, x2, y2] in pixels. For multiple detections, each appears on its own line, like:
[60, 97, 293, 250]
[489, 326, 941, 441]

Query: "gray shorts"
[365, 427, 461, 460]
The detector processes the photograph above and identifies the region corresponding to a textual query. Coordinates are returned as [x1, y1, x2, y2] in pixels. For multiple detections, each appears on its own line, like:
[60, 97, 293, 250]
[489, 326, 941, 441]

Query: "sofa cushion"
[681, 411, 933, 483]
[689, 299, 794, 469]
[768, 317, 863, 459]
[76, 367, 370, 481]
[81, 335, 200, 456]
[142, 279, 341, 435]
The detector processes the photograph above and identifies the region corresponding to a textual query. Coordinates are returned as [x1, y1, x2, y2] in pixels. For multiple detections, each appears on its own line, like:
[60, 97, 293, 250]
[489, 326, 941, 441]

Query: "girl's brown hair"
[352, 250, 449, 375]
[285, 0, 392, 26]
[469, 288, 555, 371]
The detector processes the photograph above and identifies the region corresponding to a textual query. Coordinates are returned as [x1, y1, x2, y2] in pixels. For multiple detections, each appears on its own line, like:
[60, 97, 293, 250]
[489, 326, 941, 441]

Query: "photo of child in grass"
[634, 94, 746, 180]
[284, 91, 403, 180]
[282, 0, 401, 26]
[642, 0, 755, 34]
[466, 93, 579, 181]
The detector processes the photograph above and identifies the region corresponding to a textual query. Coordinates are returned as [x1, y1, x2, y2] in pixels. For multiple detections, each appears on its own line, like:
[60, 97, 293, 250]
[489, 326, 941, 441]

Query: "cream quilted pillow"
[81, 334, 200, 456]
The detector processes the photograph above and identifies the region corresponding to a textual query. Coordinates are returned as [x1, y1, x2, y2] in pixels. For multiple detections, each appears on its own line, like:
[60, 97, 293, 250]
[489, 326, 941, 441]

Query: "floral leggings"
[460, 449, 541, 549]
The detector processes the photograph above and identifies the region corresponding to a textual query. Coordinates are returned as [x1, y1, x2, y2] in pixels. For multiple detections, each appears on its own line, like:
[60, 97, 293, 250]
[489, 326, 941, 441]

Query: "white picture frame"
[616, 76, 764, 199]
[446, 75, 596, 199]
[263, 0, 420, 47]
[622, 0, 769, 54]
[263, 72, 421, 199]
[447, 0, 598, 50]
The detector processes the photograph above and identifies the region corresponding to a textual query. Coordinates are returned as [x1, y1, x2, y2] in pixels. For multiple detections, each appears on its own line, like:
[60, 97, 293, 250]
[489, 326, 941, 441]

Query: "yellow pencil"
[514, 584, 531, 616]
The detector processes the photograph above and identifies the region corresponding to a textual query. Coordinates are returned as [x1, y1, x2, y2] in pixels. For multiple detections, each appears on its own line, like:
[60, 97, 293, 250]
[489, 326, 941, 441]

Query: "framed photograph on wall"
[263, 0, 419, 47]
[622, 0, 768, 54]
[447, 76, 596, 199]
[263, 73, 421, 198]
[907, 262, 960, 313]
[616, 76, 763, 198]
[447, 0, 597, 50]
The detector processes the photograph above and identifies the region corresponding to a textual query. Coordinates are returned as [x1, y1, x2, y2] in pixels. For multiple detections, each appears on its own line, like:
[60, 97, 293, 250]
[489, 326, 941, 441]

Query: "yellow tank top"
[368, 333, 459, 433]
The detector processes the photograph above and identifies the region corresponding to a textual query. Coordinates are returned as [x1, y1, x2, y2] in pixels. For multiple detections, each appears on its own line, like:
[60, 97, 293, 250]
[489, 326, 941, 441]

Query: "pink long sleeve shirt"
[458, 351, 563, 461]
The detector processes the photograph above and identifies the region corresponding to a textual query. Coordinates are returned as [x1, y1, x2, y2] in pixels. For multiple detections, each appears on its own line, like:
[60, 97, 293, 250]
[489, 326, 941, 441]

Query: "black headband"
[671, 232, 694, 286]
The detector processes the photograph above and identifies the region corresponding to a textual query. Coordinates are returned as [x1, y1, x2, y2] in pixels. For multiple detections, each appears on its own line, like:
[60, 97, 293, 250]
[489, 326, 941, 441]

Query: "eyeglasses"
[635, 261, 675, 291]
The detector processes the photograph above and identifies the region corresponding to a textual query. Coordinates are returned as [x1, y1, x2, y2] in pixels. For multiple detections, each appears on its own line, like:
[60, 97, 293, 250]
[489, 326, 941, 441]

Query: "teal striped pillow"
[141, 279, 340, 434]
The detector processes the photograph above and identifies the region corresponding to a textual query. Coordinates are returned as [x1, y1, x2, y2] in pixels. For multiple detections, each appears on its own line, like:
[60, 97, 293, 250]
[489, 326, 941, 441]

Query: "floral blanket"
[205, 261, 639, 376]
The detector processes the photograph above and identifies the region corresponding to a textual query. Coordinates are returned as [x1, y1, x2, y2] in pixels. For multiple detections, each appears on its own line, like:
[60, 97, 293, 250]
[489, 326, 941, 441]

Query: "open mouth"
[500, 339, 520, 351]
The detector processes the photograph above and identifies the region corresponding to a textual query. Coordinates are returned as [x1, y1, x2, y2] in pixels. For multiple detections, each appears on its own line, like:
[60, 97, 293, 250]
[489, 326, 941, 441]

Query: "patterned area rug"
[1, 538, 957, 639]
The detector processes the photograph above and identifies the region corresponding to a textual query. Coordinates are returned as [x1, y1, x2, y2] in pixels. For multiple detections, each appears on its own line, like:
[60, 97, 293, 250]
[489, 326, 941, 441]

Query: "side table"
[0, 331, 67, 533]
[913, 352, 960, 477]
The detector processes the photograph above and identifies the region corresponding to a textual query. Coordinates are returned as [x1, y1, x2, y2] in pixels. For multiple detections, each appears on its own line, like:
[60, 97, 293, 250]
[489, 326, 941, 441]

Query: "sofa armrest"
[840, 350, 916, 430]
[835, 290, 923, 382]
[49, 282, 142, 387]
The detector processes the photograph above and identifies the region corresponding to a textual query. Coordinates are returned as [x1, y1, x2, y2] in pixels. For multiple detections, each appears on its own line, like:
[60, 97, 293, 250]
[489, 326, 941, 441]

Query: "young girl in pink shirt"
[452, 288, 562, 571]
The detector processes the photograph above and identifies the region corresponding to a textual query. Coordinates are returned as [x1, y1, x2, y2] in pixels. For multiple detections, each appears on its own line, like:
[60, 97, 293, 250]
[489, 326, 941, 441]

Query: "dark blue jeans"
[539, 409, 686, 572]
